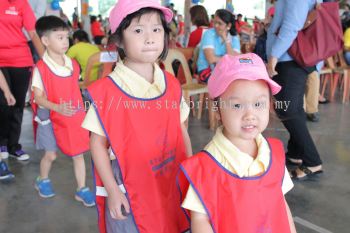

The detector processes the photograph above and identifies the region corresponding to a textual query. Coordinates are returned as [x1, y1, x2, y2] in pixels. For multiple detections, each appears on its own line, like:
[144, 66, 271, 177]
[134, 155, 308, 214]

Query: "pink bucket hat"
[109, 0, 173, 33]
[208, 53, 281, 99]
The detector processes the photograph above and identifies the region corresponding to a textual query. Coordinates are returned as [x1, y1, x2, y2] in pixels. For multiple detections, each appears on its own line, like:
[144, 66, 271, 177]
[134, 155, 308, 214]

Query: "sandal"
[290, 165, 323, 181]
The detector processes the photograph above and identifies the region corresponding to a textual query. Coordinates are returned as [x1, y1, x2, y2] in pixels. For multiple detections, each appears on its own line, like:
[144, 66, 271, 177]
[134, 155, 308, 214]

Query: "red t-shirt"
[235, 20, 247, 34]
[178, 21, 185, 35]
[187, 26, 208, 48]
[0, 0, 36, 67]
[91, 21, 105, 37]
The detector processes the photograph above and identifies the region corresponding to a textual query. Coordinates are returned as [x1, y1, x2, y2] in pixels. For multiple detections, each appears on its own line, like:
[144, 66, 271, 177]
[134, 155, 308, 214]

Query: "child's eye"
[232, 103, 242, 110]
[154, 28, 162, 33]
[254, 101, 266, 109]
[134, 29, 142, 33]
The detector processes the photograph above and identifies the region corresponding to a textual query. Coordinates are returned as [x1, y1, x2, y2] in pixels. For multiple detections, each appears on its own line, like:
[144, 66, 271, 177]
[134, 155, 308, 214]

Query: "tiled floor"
[1, 100, 349, 233]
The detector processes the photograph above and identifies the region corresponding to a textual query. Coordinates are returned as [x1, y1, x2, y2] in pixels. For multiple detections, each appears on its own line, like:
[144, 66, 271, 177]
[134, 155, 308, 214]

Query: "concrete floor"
[1, 100, 349, 233]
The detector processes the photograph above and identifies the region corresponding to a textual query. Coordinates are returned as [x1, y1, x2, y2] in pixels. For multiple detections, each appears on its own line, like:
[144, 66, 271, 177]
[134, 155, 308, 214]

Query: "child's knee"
[44, 152, 57, 162]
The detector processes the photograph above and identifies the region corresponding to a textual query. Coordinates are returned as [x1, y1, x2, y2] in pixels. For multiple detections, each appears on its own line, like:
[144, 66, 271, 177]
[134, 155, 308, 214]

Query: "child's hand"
[54, 103, 77, 116]
[107, 188, 130, 220]
[4, 91, 16, 106]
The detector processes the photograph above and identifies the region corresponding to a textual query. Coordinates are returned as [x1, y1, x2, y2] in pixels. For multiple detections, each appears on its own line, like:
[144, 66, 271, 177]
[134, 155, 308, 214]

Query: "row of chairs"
[320, 51, 350, 103]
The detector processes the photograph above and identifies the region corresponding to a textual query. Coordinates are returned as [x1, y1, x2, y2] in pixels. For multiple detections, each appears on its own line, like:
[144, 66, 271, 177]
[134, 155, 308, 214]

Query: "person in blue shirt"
[196, 9, 240, 82]
[266, 0, 323, 180]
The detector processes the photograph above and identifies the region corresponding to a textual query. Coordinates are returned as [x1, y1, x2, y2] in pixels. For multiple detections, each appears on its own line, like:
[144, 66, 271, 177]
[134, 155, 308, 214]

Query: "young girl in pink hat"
[82, 0, 192, 232]
[179, 53, 297, 233]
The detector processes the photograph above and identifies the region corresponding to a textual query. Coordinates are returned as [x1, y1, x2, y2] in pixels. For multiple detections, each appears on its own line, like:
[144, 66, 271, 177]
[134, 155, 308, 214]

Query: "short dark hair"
[35, 16, 69, 38]
[215, 9, 237, 36]
[72, 30, 90, 43]
[108, 7, 170, 61]
[90, 15, 97, 23]
[190, 5, 210, 27]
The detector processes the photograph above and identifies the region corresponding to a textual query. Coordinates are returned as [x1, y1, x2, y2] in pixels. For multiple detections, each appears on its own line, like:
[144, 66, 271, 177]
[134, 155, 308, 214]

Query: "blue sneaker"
[10, 149, 30, 161]
[35, 177, 55, 198]
[0, 146, 9, 159]
[0, 161, 15, 180]
[75, 187, 95, 207]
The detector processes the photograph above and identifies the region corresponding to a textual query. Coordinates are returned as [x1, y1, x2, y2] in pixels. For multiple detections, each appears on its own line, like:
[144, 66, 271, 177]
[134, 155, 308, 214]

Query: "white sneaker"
[0, 146, 9, 159]
[10, 149, 30, 161]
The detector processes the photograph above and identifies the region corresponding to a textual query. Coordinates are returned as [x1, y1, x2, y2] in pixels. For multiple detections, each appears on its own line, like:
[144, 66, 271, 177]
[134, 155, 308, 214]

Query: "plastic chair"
[82, 51, 118, 89]
[163, 49, 217, 128]
[321, 53, 350, 103]
[334, 51, 350, 103]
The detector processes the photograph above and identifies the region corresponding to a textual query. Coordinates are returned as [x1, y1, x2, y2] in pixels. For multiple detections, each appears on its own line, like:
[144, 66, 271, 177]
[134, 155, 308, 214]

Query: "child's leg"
[72, 154, 86, 190]
[36, 151, 56, 198]
[40, 151, 57, 179]
[73, 154, 95, 207]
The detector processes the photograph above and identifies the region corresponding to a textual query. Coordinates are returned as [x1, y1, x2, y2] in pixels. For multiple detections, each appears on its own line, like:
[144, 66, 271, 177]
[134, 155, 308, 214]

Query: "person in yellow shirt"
[343, 21, 350, 65]
[179, 53, 297, 233]
[66, 30, 100, 83]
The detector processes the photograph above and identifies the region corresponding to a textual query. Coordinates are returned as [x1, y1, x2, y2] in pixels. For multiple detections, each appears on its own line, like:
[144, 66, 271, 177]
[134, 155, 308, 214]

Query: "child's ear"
[41, 35, 49, 47]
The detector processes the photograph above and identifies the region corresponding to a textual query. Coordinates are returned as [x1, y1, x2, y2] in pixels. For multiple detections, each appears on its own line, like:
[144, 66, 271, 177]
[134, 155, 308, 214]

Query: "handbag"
[287, 2, 343, 67]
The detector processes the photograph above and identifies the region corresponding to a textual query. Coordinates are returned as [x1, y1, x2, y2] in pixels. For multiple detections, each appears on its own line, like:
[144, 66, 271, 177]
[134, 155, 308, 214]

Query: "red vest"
[179, 138, 291, 233]
[31, 59, 89, 156]
[87, 72, 190, 233]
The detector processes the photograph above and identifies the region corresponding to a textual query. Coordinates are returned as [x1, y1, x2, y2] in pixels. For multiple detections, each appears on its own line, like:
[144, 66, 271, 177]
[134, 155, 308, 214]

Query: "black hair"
[72, 30, 90, 43]
[215, 9, 237, 36]
[35, 16, 69, 38]
[108, 7, 170, 61]
[190, 5, 210, 27]
[90, 15, 97, 23]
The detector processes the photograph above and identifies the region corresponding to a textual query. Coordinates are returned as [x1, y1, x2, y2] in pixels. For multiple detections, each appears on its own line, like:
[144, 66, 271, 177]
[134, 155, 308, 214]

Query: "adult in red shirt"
[235, 13, 247, 34]
[90, 15, 105, 45]
[0, 0, 44, 160]
[187, 5, 210, 48]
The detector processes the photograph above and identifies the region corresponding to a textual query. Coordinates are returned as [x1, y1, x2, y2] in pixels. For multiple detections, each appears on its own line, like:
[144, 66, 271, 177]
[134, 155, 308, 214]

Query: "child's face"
[120, 12, 164, 64]
[218, 79, 270, 144]
[42, 30, 70, 55]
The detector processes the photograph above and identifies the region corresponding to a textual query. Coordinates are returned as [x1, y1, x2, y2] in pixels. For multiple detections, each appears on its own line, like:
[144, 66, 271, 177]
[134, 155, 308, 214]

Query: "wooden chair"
[163, 49, 218, 129]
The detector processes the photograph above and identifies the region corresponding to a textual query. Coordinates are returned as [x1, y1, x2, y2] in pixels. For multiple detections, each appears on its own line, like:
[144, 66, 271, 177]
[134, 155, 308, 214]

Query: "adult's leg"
[0, 68, 13, 147]
[273, 61, 322, 167]
[305, 71, 320, 114]
[6, 67, 31, 153]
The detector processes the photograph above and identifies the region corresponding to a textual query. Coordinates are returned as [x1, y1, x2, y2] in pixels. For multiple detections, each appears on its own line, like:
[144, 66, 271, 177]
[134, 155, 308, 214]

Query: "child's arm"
[181, 122, 193, 157]
[33, 87, 77, 116]
[285, 198, 297, 233]
[90, 132, 130, 220]
[191, 211, 214, 233]
[0, 71, 16, 106]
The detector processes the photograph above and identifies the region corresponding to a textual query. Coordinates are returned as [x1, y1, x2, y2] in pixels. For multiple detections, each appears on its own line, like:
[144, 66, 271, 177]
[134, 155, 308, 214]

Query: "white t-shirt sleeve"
[180, 96, 190, 123]
[82, 107, 106, 137]
[182, 185, 207, 214]
[31, 67, 44, 91]
[282, 167, 294, 195]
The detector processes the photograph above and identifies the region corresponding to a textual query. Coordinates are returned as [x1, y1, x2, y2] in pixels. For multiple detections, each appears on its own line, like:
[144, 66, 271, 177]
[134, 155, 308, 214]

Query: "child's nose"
[145, 32, 155, 45]
[243, 108, 257, 122]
